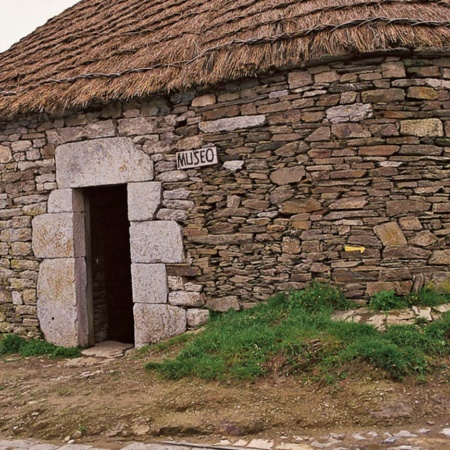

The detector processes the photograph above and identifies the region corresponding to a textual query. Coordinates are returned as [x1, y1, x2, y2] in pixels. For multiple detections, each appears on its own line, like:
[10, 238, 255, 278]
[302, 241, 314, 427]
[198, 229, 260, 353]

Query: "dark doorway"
[85, 185, 134, 344]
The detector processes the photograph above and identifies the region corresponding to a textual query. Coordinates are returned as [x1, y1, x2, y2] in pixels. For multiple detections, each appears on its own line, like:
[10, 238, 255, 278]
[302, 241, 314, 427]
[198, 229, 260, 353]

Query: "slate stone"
[270, 167, 305, 185]
[400, 119, 444, 137]
[199, 115, 266, 133]
[374, 222, 407, 246]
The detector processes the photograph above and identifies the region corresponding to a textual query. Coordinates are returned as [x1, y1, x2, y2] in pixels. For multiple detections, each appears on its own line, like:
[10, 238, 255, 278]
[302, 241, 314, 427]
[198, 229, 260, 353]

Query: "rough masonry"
[1, 52, 450, 345]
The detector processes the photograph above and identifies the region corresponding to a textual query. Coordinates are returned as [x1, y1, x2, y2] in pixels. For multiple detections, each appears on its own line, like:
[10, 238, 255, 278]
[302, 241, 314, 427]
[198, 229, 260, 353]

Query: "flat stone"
[0, 145, 12, 162]
[156, 209, 187, 221]
[270, 167, 305, 185]
[305, 127, 330, 142]
[206, 296, 240, 312]
[399, 216, 422, 231]
[127, 182, 162, 221]
[387, 200, 430, 216]
[168, 291, 204, 307]
[407, 86, 438, 100]
[410, 231, 437, 247]
[386, 310, 416, 325]
[37, 258, 88, 347]
[130, 221, 184, 263]
[223, 160, 244, 172]
[359, 145, 399, 156]
[331, 310, 356, 322]
[429, 250, 450, 265]
[187, 309, 210, 327]
[280, 199, 322, 214]
[329, 197, 367, 210]
[157, 170, 189, 182]
[282, 237, 301, 254]
[56, 137, 154, 189]
[331, 123, 371, 138]
[315, 70, 339, 83]
[81, 341, 133, 358]
[189, 234, 253, 245]
[133, 304, 186, 346]
[400, 119, 444, 137]
[382, 61, 406, 78]
[199, 115, 266, 133]
[288, 71, 313, 89]
[131, 264, 168, 304]
[384, 246, 431, 260]
[326, 103, 373, 123]
[118, 117, 156, 135]
[32, 213, 86, 258]
[11, 140, 32, 152]
[374, 222, 407, 246]
[248, 439, 274, 449]
[362, 89, 406, 103]
[365, 314, 387, 330]
[192, 94, 216, 107]
[411, 306, 433, 322]
[433, 304, 450, 314]
[48, 189, 84, 213]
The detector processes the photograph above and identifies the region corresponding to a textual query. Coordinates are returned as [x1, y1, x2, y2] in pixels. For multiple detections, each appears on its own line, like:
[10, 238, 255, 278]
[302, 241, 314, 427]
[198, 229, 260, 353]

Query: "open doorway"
[84, 185, 134, 344]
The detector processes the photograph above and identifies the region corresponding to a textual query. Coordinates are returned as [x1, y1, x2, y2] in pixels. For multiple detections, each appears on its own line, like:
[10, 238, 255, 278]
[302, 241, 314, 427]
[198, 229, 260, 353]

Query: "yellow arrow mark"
[344, 245, 366, 254]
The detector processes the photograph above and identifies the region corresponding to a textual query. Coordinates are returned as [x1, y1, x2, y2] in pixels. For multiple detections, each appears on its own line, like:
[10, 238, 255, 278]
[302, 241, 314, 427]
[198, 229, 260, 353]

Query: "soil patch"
[0, 350, 449, 447]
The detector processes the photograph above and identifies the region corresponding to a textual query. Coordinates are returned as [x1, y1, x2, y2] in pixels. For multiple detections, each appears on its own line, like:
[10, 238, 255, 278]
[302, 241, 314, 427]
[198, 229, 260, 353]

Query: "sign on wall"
[176, 146, 218, 170]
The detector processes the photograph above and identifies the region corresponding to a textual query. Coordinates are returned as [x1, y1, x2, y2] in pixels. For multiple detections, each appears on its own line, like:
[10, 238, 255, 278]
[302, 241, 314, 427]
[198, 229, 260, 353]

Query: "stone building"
[1, 0, 450, 347]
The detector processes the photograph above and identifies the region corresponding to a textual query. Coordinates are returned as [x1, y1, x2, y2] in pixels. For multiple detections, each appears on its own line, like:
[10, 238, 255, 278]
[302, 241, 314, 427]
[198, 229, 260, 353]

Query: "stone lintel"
[56, 137, 154, 189]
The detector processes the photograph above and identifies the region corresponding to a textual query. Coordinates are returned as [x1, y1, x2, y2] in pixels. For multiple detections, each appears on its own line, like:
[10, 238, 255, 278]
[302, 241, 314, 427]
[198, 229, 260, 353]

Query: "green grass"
[145, 283, 450, 382]
[0, 334, 81, 358]
[369, 288, 450, 311]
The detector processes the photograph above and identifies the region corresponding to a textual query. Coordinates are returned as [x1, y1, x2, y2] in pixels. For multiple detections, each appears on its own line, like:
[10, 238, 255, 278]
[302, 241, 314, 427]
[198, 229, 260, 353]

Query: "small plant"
[289, 281, 352, 312]
[0, 334, 81, 358]
[407, 287, 450, 307]
[369, 290, 408, 311]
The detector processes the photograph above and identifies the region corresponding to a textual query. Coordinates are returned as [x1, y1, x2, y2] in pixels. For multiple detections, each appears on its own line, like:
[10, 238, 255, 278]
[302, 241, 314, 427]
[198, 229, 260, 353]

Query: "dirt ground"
[0, 347, 449, 448]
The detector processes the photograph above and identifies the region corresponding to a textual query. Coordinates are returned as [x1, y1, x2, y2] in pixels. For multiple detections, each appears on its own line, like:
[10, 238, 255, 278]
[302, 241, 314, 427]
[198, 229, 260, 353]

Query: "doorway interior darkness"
[84, 185, 134, 344]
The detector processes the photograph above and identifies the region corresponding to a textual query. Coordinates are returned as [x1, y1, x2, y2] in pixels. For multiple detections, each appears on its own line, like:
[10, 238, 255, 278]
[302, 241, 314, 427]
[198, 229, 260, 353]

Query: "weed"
[289, 281, 352, 312]
[0, 334, 81, 358]
[406, 287, 450, 308]
[369, 290, 408, 311]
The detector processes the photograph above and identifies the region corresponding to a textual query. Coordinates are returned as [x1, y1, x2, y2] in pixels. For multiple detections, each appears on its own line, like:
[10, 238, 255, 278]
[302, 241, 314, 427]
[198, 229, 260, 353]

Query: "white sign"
[176, 146, 218, 170]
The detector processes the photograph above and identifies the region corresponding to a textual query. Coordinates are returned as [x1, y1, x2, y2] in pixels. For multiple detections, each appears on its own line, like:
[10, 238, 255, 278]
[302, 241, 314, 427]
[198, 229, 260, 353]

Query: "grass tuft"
[0, 334, 82, 358]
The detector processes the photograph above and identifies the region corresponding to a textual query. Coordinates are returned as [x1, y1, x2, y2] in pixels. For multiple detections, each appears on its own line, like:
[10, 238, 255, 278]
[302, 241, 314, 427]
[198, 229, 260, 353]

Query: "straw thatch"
[1, 0, 450, 118]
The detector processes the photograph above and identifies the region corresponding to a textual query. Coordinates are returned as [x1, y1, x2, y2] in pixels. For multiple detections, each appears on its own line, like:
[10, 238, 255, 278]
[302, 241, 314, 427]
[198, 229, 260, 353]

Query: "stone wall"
[1, 52, 450, 339]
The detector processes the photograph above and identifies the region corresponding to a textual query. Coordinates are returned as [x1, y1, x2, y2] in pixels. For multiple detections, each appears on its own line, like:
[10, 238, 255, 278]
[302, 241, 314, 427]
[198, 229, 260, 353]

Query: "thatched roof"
[1, 0, 450, 118]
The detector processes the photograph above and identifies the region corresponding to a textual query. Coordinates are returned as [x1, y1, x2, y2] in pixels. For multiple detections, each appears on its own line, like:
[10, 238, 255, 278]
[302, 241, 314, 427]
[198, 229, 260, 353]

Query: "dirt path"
[0, 351, 449, 447]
